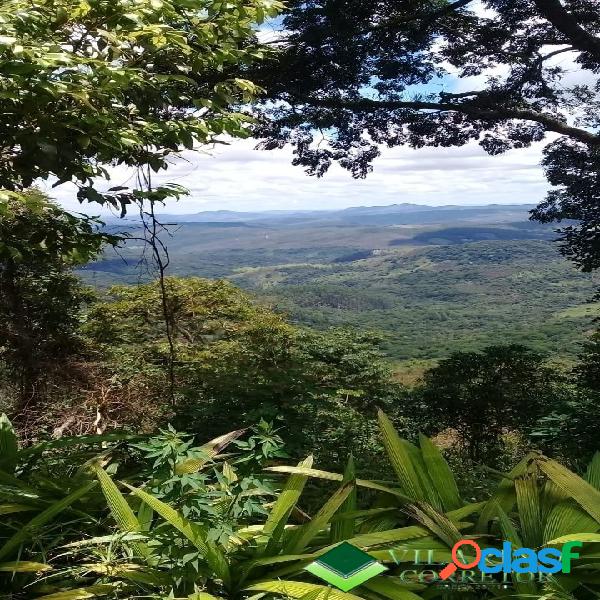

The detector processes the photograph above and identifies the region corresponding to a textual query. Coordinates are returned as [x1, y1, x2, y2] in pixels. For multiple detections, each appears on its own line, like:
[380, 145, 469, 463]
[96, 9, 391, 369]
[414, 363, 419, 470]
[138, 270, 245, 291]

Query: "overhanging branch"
[308, 97, 600, 145]
[369, 0, 475, 32]
[533, 0, 600, 62]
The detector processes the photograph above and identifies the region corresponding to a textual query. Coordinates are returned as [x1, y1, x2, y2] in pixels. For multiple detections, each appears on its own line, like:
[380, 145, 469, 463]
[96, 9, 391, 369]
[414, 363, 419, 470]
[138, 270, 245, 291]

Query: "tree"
[254, 0, 600, 270]
[84, 277, 405, 468]
[575, 329, 600, 390]
[0, 191, 115, 414]
[413, 344, 562, 463]
[533, 333, 600, 465]
[0, 0, 280, 213]
[0, 0, 281, 424]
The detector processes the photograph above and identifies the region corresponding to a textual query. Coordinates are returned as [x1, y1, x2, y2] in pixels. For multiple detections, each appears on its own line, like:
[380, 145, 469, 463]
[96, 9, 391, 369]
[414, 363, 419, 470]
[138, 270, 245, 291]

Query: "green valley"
[83, 204, 599, 363]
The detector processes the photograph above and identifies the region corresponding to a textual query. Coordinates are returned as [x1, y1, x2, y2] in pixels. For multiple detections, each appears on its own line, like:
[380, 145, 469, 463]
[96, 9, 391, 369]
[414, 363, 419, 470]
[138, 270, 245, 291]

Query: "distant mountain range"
[148, 203, 537, 226]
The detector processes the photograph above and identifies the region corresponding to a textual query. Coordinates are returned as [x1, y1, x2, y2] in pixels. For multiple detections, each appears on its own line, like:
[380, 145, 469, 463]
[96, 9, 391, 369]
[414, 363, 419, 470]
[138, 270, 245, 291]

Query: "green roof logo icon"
[305, 542, 387, 591]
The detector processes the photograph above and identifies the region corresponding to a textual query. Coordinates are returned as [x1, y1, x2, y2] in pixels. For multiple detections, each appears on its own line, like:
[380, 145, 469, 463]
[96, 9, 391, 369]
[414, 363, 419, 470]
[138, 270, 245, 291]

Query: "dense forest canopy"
[0, 0, 280, 214]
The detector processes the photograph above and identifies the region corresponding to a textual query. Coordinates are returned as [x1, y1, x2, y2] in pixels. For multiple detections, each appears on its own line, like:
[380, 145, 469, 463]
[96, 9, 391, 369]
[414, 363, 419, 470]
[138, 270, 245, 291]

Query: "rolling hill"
[82, 203, 599, 363]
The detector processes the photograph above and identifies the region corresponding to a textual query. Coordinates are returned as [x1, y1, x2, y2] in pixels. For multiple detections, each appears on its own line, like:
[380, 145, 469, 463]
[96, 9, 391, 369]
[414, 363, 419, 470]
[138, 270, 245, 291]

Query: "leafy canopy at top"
[0, 0, 281, 213]
[255, 0, 600, 271]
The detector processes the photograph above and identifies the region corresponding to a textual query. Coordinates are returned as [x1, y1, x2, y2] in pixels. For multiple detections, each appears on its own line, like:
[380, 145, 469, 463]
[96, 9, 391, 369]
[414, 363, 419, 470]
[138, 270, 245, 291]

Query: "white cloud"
[49, 136, 552, 216]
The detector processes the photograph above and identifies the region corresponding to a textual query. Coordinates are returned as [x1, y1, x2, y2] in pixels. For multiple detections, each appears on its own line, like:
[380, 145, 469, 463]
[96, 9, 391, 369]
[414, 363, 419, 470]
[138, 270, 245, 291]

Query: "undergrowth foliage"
[1, 411, 600, 600]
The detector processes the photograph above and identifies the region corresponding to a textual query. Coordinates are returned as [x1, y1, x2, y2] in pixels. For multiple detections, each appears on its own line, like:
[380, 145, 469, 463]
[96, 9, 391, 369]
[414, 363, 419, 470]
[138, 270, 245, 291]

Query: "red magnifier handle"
[439, 563, 457, 580]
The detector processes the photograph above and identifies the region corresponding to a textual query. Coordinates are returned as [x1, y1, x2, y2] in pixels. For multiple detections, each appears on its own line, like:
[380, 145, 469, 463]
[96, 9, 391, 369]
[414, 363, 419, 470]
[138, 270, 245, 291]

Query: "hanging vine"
[134, 168, 187, 407]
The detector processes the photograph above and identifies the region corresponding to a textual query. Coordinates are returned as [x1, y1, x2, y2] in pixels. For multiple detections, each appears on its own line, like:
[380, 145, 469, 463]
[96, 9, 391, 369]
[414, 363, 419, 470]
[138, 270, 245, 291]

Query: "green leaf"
[265, 466, 409, 500]
[124, 483, 231, 587]
[492, 502, 523, 547]
[0, 414, 18, 473]
[263, 455, 313, 549]
[515, 475, 543, 547]
[62, 533, 148, 548]
[361, 577, 425, 599]
[19, 432, 142, 458]
[418, 434, 461, 511]
[410, 503, 462, 548]
[490, 505, 535, 596]
[245, 580, 364, 600]
[35, 584, 118, 600]
[0, 503, 36, 515]
[0, 482, 96, 560]
[544, 501, 600, 541]
[446, 501, 485, 521]
[188, 593, 222, 600]
[0, 561, 51, 572]
[330, 456, 357, 543]
[92, 465, 149, 559]
[175, 428, 247, 474]
[476, 454, 532, 530]
[284, 482, 354, 554]
[538, 456, 600, 525]
[545, 533, 600, 545]
[585, 452, 600, 491]
[92, 465, 140, 532]
[344, 524, 432, 549]
[137, 500, 154, 532]
[378, 410, 424, 501]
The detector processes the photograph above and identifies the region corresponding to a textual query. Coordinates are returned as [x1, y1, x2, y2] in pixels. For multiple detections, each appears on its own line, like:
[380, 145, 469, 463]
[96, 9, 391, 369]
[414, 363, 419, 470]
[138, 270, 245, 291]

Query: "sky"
[49, 1, 593, 217]
[50, 138, 552, 216]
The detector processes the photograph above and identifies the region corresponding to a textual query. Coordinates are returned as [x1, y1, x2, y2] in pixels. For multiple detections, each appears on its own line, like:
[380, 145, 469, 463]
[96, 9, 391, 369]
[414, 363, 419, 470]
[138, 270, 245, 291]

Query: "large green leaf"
[491, 504, 536, 597]
[361, 577, 425, 599]
[0, 560, 51, 572]
[137, 500, 154, 532]
[538, 456, 600, 525]
[92, 465, 150, 560]
[92, 465, 140, 533]
[418, 434, 461, 511]
[0, 482, 96, 560]
[446, 502, 485, 521]
[476, 454, 532, 530]
[262, 455, 313, 550]
[63, 533, 148, 549]
[266, 465, 409, 500]
[343, 524, 433, 549]
[188, 593, 223, 600]
[410, 503, 462, 548]
[35, 584, 118, 600]
[0, 414, 17, 473]
[515, 475, 543, 548]
[585, 452, 600, 491]
[544, 501, 600, 542]
[378, 410, 424, 501]
[331, 507, 396, 522]
[175, 428, 247, 475]
[492, 502, 523, 546]
[330, 456, 357, 544]
[546, 533, 600, 545]
[0, 503, 36, 515]
[284, 482, 354, 554]
[245, 580, 364, 600]
[18, 432, 141, 458]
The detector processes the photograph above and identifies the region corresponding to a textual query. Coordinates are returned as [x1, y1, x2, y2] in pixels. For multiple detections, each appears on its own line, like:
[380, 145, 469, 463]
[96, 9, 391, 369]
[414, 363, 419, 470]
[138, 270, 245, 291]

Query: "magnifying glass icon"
[440, 540, 482, 580]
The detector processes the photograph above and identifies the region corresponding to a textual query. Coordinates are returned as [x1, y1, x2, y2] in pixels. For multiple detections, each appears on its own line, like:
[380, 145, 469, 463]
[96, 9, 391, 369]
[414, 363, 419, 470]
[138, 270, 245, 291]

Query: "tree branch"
[370, 0, 475, 32]
[309, 97, 600, 145]
[533, 0, 600, 61]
